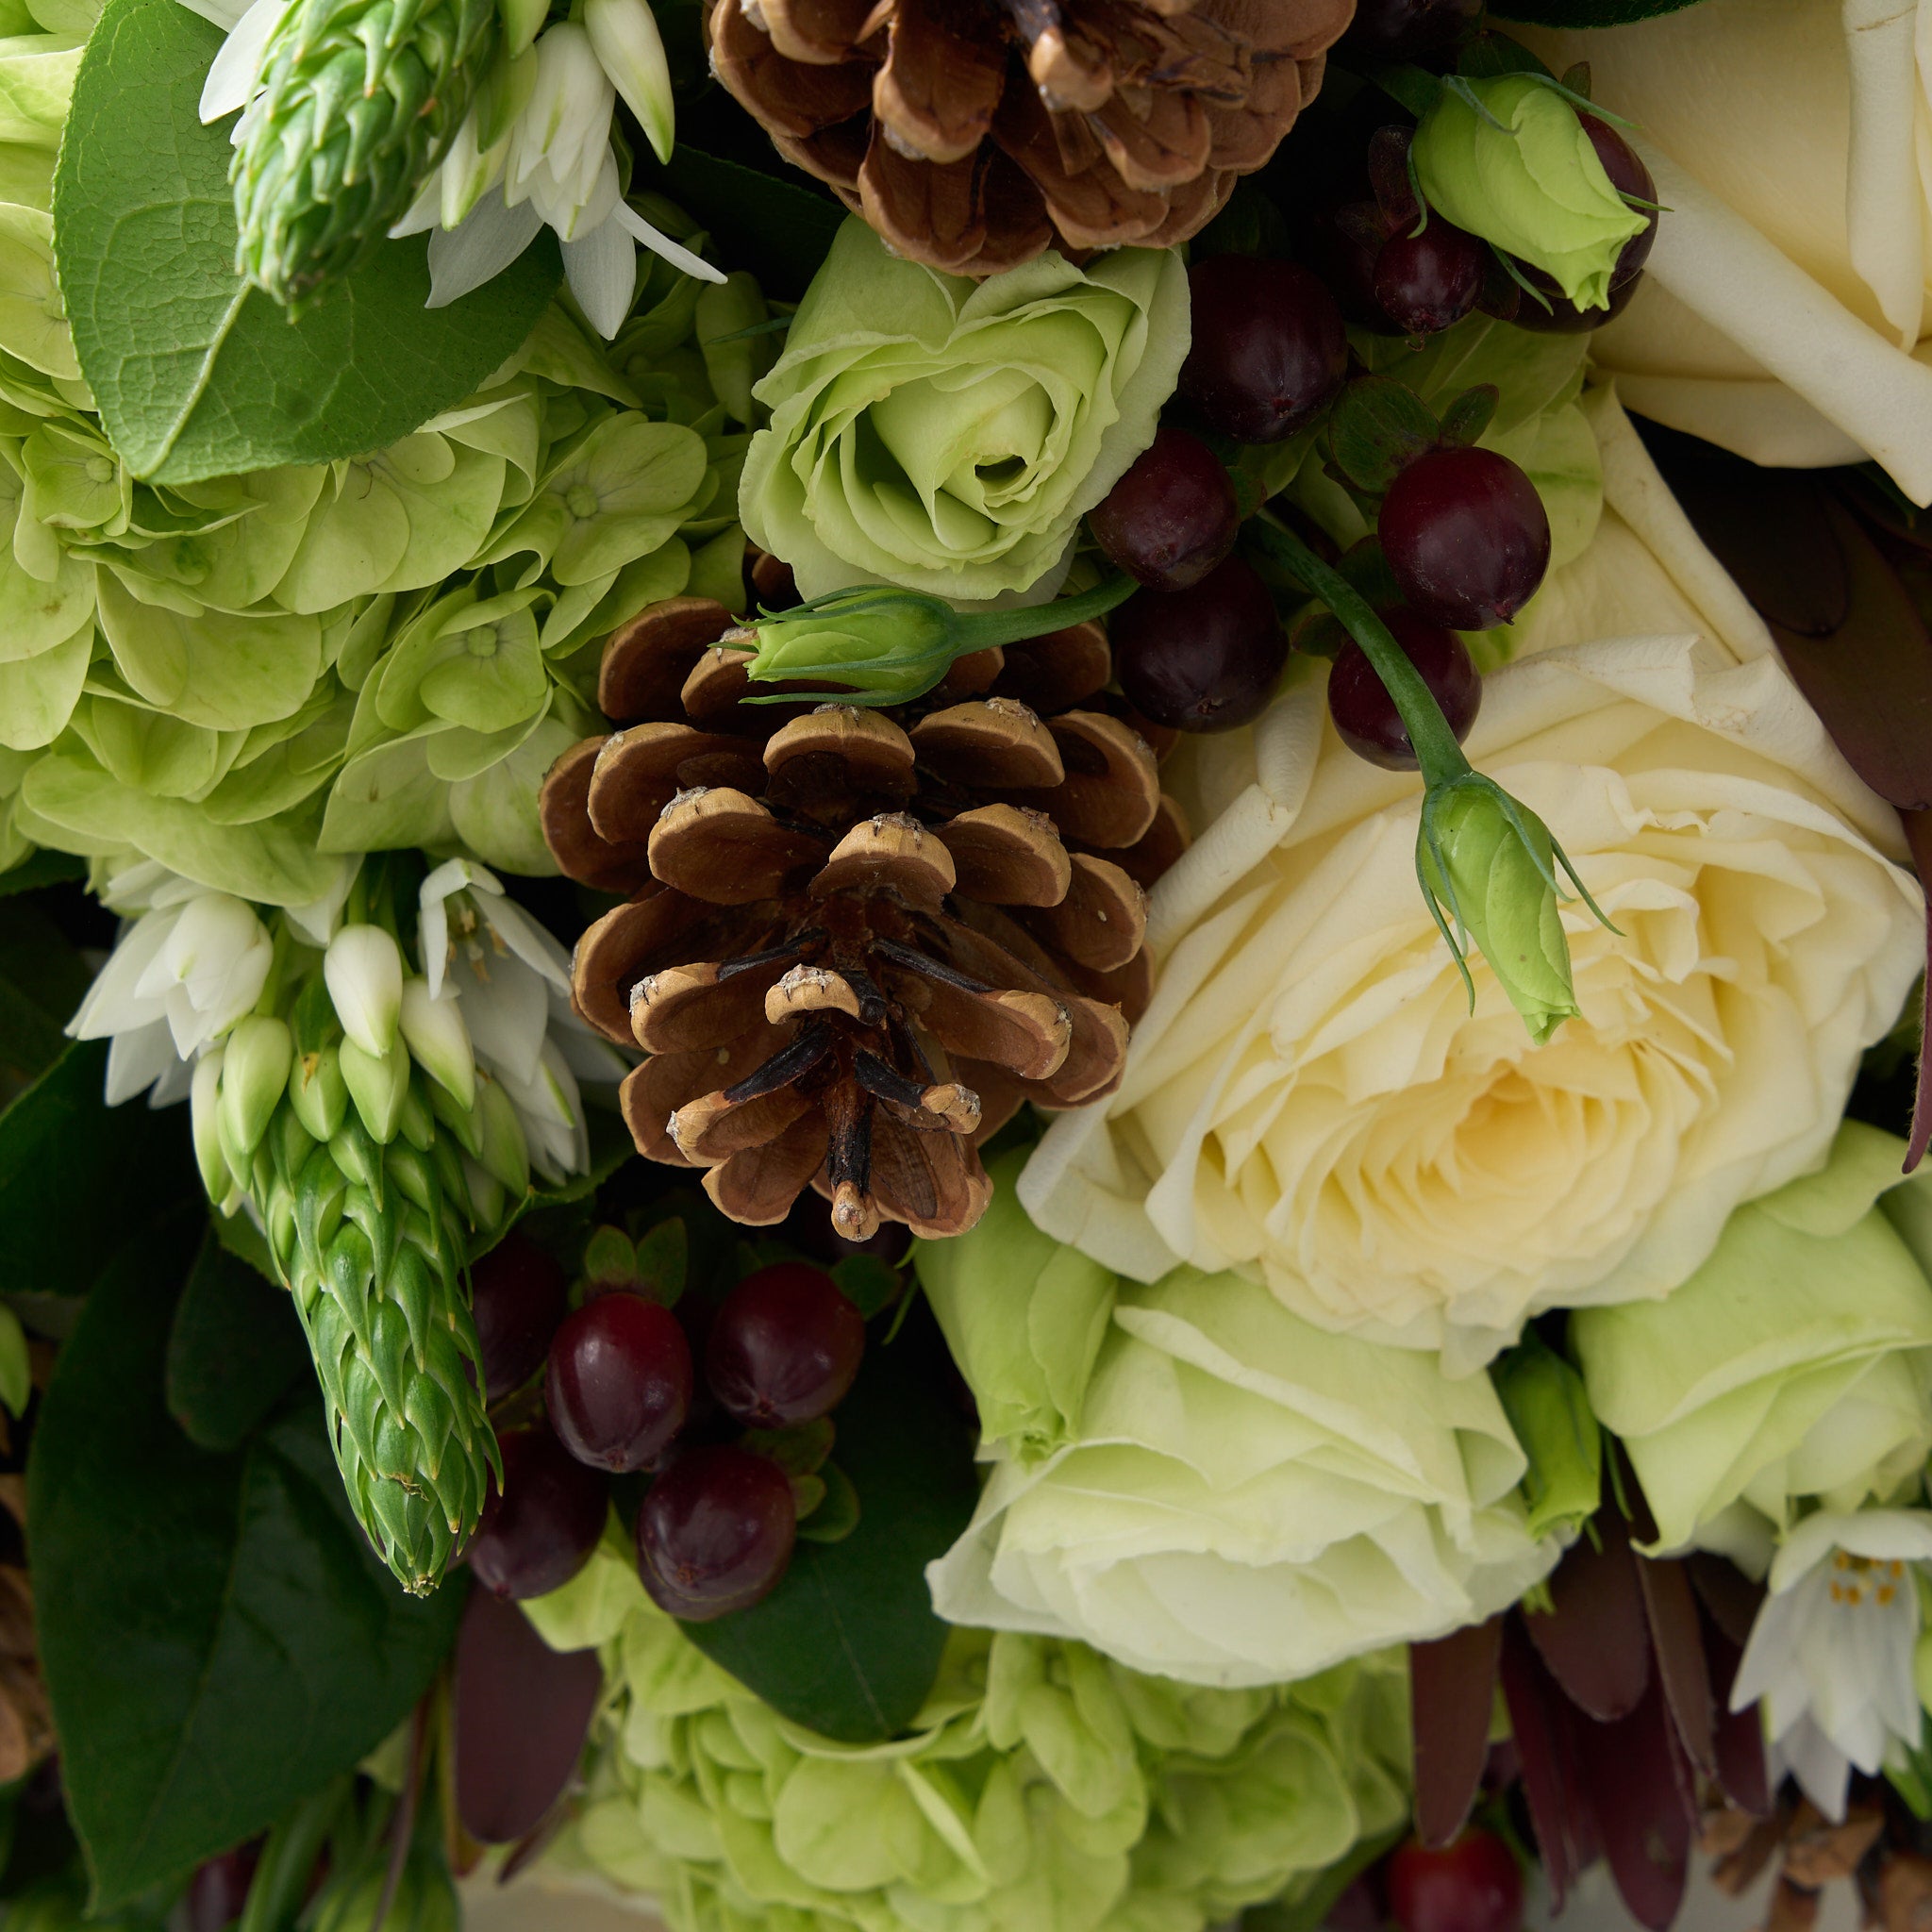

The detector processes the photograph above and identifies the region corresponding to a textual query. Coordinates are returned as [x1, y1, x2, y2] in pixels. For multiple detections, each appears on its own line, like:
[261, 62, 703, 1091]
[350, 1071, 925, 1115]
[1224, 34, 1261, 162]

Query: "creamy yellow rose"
[1020, 393, 1924, 1374]
[1521, 0, 1932, 503]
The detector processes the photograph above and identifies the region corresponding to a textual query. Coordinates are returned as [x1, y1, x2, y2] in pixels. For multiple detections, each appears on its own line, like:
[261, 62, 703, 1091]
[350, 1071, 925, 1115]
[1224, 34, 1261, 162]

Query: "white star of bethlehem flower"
[1731, 1507, 1932, 1822]
[182, 0, 722, 337]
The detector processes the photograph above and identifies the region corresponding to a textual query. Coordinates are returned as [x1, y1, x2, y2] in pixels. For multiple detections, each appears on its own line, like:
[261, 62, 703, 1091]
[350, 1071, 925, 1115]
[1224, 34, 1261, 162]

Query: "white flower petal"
[69, 908, 179, 1041]
[199, 0, 288, 121]
[425, 192, 544, 309]
[561, 217, 638, 339]
[461, 952, 551, 1091]
[105, 1020, 184, 1107]
[611, 199, 726, 285]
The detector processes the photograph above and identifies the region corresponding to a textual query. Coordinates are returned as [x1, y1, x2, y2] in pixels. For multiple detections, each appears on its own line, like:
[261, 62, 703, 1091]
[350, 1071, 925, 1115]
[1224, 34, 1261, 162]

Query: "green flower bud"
[219, 1014, 294, 1163]
[289, 1041, 351, 1142]
[737, 573, 1135, 708]
[475, 1072, 530, 1197]
[1411, 75, 1647, 312]
[1492, 1331, 1600, 1541]
[399, 976, 475, 1110]
[339, 1035, 411, 1144]
[192, 1049, 235, 1206]
[1419, 778, 1580, 1044]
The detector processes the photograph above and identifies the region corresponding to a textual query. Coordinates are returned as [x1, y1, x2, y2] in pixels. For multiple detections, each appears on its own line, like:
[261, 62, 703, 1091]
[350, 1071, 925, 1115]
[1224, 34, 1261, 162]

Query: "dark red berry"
[1379, 446, 1551, 630]
[546, 1291, 692, 1473]
[1327, 610, 1480, 770]
[1180, 257, 1347, 443]
[1388, 1831, 1524, 1932]
[1339, 0, 1481, 62]
[1507, 266, 1645, 336]
[467, 1425, 608, 1600]
[1512, 114, 1657, 329]
[469, 1231, 568, 1402]
[1089, 426, 1241, 591]
[1374, 220, 1488, 336]
[1110, 553, 1289, 733]
[637, 1444, 796, 1622]
[707, 1262, 865, 1427]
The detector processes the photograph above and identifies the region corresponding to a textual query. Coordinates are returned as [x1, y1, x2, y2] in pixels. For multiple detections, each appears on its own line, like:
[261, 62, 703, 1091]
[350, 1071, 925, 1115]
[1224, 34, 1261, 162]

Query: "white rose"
[1021, 392, 1924, 1374]
[927, 1263, 1557, 1689]
[1521, 0, 1932, 503]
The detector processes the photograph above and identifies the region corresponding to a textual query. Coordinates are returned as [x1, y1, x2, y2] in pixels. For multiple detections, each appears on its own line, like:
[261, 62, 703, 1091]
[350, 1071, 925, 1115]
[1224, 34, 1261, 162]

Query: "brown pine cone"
[705, 0, 1356, 278]
[541, 589, 1188, 1240]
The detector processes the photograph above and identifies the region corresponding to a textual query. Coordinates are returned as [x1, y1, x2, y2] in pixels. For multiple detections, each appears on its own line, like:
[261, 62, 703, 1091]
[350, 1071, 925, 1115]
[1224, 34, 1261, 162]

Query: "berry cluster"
[462, 1221, 874, 1624]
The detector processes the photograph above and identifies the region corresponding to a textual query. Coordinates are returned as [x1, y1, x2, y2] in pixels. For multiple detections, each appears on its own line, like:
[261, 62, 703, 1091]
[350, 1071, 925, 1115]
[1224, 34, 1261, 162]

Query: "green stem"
[961, 572, 1139, 652]
[1250, 515, 1474, 785]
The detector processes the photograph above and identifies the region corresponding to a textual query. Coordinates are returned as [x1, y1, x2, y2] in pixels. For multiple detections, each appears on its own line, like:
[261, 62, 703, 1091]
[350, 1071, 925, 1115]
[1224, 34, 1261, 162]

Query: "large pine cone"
[705, 0, 1356, 278]
[541, 584, 1187, 1240]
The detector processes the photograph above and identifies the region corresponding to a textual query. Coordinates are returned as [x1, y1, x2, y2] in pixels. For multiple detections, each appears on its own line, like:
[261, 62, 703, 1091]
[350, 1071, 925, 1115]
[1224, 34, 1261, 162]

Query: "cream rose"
[1020, 392, 1924, 1374]
[1521, 0, 1932, 503]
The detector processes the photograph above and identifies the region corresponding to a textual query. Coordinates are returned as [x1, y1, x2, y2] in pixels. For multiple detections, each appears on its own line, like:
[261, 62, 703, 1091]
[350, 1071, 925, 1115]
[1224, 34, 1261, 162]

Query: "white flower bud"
[137, 893, 274, 1057]
[339, 1037, 411, 1145]
[325, 924, 403, 1058]
[585, 0, 674, 164]
[400, 977, 476, 1111]
[475, 1073, 531, 1198]
[218, 1015, 292, 1164]
[191, 1049, 229, 1205]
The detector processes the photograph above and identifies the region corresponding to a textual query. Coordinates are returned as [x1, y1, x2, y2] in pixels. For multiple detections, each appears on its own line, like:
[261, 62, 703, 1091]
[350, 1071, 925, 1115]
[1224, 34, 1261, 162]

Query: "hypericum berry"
[469, 1232, 568, 1402]
[1374, 220, 1488, 336]
[1110, 553, 1289, 734]
[637, 1445, 797, 1622]
[1387, 1831, 1525, 1932]
[546, 1292, 692, 1473]
[1339, 0, 1481, 63]
[1379, 447, 1551, 631]
[467, 1425, 608, 1600]
[1089, 426, 1241, 591]
[1327, 611, 1481, 770]
[707, 1262, 865, 1428]
[1179, 257, 1348, 443]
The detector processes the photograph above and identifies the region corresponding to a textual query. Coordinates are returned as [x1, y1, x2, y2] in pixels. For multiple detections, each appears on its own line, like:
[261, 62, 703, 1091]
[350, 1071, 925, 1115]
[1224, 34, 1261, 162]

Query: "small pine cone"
[703, 0, 1356, 277]
[541, 588, 1189, 1240]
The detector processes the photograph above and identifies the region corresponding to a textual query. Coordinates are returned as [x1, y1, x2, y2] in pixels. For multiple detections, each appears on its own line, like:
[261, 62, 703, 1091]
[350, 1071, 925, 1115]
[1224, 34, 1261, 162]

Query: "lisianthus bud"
[584, 0, 673, 165]
[339, 1036, 411, 1144]
[325, 924, 404, 1057]
[737, 575, 1135, 708]
[1420, 779, 1580, 1044]
[219, 1015, 293, 1165]
[1492, 1332, 1600, 1541]
[400, 977, 476, 1110]
[1411, 75, 1646, 311]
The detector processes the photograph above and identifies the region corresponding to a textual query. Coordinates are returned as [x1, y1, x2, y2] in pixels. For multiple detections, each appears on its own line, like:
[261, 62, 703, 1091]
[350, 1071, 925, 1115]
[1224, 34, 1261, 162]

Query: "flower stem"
[1249, 514, 1474, 784]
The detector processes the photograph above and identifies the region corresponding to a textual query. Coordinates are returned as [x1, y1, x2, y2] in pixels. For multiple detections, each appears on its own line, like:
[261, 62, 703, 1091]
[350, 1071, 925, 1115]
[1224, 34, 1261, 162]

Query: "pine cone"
[541, 581, 1188, 1240]
[233, 0, 499, 307]
[704, 0, 1355, 277]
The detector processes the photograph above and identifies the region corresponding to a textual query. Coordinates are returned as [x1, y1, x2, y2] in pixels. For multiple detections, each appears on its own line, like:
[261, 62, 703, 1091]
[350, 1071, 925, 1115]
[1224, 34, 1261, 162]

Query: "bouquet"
[3, 0, 1931, 1929]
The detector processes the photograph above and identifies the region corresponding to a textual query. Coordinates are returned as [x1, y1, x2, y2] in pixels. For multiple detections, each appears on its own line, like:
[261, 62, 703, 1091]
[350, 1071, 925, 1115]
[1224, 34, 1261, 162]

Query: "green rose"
[528, 1540, 1409, 1932]
[1574, 1121, 1932, 1563]
[741, 218, 1189, 603]
[1411, 75, 1647, 312]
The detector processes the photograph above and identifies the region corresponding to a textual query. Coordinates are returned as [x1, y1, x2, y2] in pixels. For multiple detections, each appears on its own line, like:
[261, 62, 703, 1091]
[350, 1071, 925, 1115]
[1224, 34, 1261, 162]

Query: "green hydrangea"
[528, 1541, 1410, 1932]
[0, 22, 749, 900]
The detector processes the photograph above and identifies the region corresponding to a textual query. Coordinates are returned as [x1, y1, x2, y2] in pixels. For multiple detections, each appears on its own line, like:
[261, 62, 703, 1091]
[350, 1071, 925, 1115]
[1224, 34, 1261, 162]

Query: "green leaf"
[29, 1212, 466, 1909]
[0, 896, 92, 1081]
[1438, 383, 1501, 450]
[0, 851, 86, 898]
[631, 1216, 686, 1306]
[1327, 375, 1440, 495]
[165, 1226, 308, 1452]
[652, 144, 841, 304]
[54, 0, 560, 485]
[681, 1312, 976, 1743]
[0, 1040, 200, 1300]
[1491, 0, 1711, 20]
[829, 1252, 899, 1321]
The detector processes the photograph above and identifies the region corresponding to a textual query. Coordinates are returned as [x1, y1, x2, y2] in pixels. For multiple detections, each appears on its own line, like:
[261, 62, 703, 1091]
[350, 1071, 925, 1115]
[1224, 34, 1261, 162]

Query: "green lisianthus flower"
[527, 1541, 1409, 1932]
[1411, 75, 1647, 312]
[741, 217, 1189, 603]
[1574, 1121, 1932, 1562]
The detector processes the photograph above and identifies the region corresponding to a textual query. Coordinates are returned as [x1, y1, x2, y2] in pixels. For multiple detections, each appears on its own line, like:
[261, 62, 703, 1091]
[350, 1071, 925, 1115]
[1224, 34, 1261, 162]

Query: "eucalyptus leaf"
[30, 1216, 466, 1908]
[53, 0, 560, 485]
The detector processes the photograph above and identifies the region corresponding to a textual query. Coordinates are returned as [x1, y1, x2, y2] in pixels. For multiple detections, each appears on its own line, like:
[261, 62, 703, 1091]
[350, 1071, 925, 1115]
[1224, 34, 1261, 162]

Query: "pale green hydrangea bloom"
[528, 1540, 1410, 1932]
[0, 21, 749, 899]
